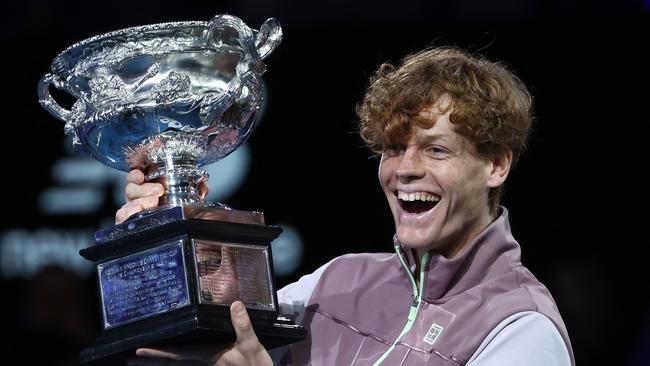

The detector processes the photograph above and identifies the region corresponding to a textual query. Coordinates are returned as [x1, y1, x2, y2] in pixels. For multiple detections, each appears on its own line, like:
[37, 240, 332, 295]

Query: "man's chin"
[395, 231, 435, 250]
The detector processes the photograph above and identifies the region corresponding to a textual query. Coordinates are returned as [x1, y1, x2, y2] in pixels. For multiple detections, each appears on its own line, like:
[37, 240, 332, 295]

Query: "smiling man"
[378, 97, 505, 260]
[279, 47, 575, 365]
[120, 47, 575, 365]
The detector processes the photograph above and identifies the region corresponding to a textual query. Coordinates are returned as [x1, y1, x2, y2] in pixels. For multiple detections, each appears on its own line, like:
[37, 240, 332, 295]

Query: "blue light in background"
[202, 144, 251, 204]
[39, 187, 105, 214]
[51, 158, 117, 184]
[271, 224, 304, 277]
[41, 148, 126, 215]
[0, 229, 94, 278]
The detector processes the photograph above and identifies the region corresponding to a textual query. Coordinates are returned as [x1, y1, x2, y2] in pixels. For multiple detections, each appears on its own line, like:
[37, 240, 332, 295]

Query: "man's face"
[379, 100, 503, 258]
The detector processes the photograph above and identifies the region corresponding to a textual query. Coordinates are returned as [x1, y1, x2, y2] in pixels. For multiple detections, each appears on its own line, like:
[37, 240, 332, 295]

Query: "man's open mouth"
[397, 191, 440, 214]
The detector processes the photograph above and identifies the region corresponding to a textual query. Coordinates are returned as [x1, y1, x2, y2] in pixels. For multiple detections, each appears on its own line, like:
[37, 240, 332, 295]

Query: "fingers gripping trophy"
[38, 13, 305, 365]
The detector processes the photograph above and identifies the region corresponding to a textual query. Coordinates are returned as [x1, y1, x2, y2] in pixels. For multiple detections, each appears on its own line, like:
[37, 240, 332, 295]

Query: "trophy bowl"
[39, 13, 281, 207]
[38, 14, 306, 365]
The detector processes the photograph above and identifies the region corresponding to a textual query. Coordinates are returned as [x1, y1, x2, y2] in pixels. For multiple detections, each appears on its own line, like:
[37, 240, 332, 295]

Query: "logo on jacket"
[423, 322, 444, 345]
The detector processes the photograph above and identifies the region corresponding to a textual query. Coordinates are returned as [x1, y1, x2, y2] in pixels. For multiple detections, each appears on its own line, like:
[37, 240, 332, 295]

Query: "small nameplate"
[98, 240, 189, 329]
[194, 240, 275, 311]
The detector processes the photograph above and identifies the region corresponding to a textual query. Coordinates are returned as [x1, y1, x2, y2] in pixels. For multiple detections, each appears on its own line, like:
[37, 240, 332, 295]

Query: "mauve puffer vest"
[285, 209, 574, 365]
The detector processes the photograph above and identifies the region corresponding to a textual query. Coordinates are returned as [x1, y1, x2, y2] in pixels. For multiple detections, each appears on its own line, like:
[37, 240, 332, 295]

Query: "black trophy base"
[80, 304, 306, 365]
[79, 205, 306, 365]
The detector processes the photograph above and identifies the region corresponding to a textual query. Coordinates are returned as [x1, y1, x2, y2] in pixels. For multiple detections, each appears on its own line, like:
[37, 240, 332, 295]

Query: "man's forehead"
[411, 103, 458, 142]
[385, 121, 461, 147]
[410, 124, 459, 144]
[382, 94, 460, 146]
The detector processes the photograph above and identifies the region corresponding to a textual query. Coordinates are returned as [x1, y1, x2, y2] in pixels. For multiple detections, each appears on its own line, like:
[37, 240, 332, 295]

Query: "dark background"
[2, 1, 649, 365]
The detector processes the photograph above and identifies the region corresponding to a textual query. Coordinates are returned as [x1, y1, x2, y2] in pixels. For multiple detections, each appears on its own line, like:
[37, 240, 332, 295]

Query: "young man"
[121, 47, 574, 365]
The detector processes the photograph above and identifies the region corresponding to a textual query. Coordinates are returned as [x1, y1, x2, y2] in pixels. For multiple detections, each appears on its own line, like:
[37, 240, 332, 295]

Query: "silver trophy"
[38, 14, 304, 365]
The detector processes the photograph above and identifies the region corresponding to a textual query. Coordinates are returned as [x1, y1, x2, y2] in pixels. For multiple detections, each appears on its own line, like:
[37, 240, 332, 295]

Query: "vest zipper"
[372, 246, 429, 366]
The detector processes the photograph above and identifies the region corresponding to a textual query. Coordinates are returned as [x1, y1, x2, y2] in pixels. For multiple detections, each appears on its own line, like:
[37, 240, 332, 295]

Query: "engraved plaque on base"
[194, 241, 275, 310]
[74, 207, 305, 365]
[38, 13, 305, 365]
[99, 241, 190, 329]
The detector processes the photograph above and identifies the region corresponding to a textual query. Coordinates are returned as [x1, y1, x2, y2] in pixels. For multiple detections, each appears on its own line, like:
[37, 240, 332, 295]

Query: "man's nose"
[396, 148, 425, 181]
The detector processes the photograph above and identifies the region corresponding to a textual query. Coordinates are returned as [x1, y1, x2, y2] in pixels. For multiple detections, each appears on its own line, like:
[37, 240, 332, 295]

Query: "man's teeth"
[397, 191, 440, 202]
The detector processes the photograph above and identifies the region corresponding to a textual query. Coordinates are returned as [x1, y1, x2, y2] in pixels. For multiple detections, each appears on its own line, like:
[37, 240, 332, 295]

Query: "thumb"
[230, 301, 260, 350]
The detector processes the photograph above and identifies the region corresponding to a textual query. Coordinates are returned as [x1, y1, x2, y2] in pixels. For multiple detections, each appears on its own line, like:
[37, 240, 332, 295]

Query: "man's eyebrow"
[416, 134, 453, 144]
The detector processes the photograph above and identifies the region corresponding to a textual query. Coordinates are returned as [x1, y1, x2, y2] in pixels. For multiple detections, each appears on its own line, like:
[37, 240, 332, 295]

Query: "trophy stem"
[146, 157, 208, 207]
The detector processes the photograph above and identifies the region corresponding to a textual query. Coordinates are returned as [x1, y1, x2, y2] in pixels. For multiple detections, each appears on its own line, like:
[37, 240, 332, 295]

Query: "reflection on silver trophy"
[38, 13, 305, 365]
[39, 13, 281, 209]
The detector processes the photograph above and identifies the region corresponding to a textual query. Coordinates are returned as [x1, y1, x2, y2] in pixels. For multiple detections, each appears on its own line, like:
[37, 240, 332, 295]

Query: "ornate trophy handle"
[203, 14, 282, 64]
[254, 18, 282, 60]
[38, 73, 72, 122]
[203, 14, 258, 61]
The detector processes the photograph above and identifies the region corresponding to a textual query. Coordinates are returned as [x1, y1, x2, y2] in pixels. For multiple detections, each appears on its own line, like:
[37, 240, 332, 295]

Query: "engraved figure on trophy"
[38, 13, 305, 365]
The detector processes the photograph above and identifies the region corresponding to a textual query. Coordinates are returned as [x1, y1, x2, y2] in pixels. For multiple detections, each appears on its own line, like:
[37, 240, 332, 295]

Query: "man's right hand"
[115, 169, 209, 224]
[115, 169, 164, 224]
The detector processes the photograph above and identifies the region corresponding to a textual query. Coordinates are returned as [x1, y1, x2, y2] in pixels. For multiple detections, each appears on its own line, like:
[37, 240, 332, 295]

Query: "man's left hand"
[126, 301, 273, 366]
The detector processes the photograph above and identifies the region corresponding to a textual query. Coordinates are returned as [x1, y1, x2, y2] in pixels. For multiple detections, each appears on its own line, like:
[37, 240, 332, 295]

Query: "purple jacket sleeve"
[467, 311, 571, 366]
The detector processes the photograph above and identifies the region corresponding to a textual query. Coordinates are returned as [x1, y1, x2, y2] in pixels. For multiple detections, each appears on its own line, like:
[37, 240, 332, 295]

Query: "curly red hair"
[357, 47, 533, 213]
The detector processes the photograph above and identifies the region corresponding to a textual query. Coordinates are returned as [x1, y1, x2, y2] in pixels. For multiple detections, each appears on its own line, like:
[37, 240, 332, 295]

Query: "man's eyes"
[425, 145, 450, 155]
[382, 144, 451, 157]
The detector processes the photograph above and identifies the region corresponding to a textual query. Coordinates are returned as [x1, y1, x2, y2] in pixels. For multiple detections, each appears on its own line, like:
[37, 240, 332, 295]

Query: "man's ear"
[486, 149, 513, 188]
